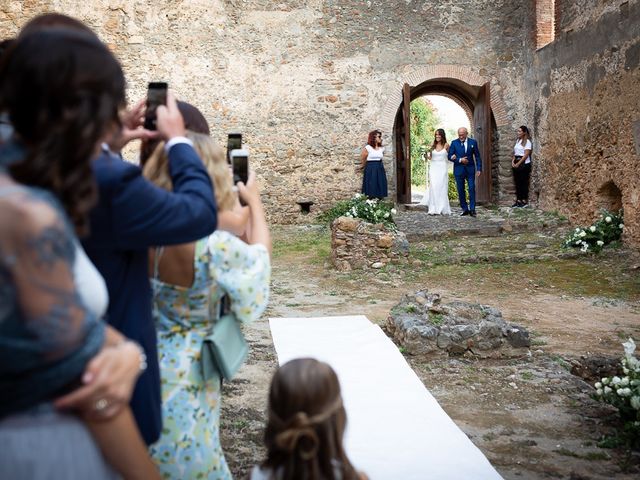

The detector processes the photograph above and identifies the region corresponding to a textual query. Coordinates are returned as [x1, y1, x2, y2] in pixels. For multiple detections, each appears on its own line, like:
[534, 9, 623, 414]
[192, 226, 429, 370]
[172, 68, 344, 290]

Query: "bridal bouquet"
[562, 209, 623, 253]
[595, 338, 640, 447]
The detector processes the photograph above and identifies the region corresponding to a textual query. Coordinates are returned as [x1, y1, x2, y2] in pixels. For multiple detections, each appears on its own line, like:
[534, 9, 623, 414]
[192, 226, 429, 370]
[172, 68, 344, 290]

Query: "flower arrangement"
[318, 193, 397, 231]
[595, 338, 640, 447]
[562, 209, 624, 253]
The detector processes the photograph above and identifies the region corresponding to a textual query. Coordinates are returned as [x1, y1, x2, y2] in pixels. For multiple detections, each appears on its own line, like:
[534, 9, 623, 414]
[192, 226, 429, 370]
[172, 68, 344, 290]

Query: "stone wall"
[330, 216, 408, 271]
[0, 0, 535, 222]
[3, 1, 637, 246]
[528, 0, 640, 246]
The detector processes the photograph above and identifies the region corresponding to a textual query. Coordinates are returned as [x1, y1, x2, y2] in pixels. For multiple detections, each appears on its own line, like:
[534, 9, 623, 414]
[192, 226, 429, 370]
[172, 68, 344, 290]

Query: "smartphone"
[227, 133, 242, 164]
[230, 149, 249, 185]
[144, 82, 168, 130]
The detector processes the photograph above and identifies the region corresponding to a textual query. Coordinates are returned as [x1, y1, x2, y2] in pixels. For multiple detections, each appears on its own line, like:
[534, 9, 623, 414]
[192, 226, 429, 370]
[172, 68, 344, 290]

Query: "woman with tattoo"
[0, 29, 159, 479]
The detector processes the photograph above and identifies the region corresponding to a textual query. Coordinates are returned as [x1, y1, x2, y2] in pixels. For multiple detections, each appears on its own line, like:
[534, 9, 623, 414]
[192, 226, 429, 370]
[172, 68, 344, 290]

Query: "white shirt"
[365, 144, 385, 161]
[513, 139, 532, 164]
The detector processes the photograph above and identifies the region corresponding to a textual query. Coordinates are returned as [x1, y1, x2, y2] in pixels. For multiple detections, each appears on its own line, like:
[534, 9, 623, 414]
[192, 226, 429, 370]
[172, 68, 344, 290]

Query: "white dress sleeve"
[207, 231, 271, 324]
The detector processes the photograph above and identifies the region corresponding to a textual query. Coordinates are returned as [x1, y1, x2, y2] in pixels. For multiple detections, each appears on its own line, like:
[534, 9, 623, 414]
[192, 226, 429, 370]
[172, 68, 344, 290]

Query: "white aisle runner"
[269, 315, 503, 480]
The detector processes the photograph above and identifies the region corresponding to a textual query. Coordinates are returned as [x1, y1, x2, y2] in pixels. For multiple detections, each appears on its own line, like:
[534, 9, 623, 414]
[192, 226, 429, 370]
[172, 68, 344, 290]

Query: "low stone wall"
[386, 290, 530, 358]
[330, 217, 409, 271]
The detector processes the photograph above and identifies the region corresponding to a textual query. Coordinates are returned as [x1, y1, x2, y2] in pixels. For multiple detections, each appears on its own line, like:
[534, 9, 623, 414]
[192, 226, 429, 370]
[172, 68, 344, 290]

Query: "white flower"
[595, 382, 602, 389]
[612, 376, 622, 385]
[384, 213, 389, 218]
[619, 223, 624, 229]
[605, 216, 612, 223]
[596, 388, 604, 396]
[602, 377, 610, 385]
[575, 227, 580, 232]
[620, 377, 630, 387]
[597, 240, 604, 246]
[590, 226, 596, 232]
[617, 388, 632, 397]
[623, 338, 636, 357]
[631, 396, 640, 410]
[604, 386, 612, 394]
[579, 231, 586, 237]
[575, 240, 581, 245]
[391, 208, 397, 215]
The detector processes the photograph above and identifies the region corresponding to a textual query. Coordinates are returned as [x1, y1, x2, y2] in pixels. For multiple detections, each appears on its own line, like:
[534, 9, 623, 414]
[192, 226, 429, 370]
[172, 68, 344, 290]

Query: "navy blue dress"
[362, 145, 388, 198]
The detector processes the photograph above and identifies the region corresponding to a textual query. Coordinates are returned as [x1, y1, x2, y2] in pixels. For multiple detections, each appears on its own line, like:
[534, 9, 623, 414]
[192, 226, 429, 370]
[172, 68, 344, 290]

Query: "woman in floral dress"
[144, 132, 271, 479]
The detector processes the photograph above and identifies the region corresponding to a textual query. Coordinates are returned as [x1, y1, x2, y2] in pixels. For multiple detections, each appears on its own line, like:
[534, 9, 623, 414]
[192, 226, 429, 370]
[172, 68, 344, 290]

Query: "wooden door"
[473, 82, 492, 203]
[395, 83, 411, 204]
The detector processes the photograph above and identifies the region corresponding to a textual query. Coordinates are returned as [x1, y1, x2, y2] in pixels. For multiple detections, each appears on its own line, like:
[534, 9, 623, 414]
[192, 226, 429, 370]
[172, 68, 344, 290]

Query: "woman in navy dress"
[358, 130, 388, 199]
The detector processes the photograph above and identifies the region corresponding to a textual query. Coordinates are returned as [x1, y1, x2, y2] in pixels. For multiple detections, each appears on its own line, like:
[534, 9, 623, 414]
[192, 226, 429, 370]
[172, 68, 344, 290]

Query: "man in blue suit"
[56, 93, 217, 445]
[448, 127, 482, 217]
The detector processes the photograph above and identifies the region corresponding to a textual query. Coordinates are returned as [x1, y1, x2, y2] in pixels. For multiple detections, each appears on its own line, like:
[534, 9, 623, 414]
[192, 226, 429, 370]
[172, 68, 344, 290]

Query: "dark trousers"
[455, 166, 476, 212]
[512, 162, 531, 202]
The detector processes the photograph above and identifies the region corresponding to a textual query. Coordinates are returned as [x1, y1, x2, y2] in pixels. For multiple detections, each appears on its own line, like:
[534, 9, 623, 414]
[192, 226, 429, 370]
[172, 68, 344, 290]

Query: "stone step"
[394, 207, 569, 242]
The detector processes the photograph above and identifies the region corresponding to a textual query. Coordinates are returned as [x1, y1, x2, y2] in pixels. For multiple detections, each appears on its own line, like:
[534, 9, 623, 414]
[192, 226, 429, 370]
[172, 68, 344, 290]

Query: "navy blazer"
[448, 138, 482, 175]
[82, 143, 217, 445]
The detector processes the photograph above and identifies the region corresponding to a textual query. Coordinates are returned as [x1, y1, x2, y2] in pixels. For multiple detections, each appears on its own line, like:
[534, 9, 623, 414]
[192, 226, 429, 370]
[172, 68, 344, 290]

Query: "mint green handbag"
[201, 306, 248, 381]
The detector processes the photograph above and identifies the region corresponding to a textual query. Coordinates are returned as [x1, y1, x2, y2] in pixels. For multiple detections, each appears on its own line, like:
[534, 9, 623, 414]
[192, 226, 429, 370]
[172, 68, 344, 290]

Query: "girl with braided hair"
[252, 358, 368, 480]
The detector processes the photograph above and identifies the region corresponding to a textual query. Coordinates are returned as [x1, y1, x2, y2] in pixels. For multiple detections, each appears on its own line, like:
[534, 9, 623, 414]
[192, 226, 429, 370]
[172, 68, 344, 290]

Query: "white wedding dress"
[424, 148, 452, 215]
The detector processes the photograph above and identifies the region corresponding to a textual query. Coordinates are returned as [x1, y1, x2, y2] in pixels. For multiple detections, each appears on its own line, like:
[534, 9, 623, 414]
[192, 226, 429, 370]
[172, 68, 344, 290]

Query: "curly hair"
[0, 29, 125, 236]
[367, 130, 382, 148]
[262, 358, 360, 480]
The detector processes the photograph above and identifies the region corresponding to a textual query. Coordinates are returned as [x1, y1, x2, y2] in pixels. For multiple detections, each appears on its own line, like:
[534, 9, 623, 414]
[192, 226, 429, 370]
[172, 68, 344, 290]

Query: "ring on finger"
[94, 398, 109, 411]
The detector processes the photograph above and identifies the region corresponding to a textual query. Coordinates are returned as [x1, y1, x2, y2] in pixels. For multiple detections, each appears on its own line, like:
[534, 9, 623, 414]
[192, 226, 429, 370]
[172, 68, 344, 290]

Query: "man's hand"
[476, 170, 481, 178]
[460, 157, 469, 165]
[54, 342, 142, 420]
[108, 99, 159, 153]
[156, 91, 186, 141]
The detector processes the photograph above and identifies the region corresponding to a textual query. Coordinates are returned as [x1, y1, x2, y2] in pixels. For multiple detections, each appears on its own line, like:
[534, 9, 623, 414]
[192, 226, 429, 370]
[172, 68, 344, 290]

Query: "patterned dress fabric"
[149, 231, 270, 479]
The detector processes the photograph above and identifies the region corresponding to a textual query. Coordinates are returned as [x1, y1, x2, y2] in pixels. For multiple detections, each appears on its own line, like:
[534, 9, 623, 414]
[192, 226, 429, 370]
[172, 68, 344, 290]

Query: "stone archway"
[379, 66, 510, 204]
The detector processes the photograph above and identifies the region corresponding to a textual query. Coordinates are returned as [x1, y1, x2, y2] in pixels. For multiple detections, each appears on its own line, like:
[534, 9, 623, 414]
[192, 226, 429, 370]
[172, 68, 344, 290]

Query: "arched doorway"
[393, 79, 496, 205]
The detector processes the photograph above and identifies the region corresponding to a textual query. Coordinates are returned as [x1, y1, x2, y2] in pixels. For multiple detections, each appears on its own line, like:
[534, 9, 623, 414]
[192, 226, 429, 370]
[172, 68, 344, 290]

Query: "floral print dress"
[149, 231, 270, 479]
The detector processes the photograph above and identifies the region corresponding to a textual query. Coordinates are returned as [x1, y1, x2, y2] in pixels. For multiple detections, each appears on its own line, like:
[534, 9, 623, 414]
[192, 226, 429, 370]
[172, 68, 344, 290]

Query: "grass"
[272, 227, 331, 262]
[554, 448, 609, 461]
[521, 371, 534, 380]
[430, 312, 445, 326]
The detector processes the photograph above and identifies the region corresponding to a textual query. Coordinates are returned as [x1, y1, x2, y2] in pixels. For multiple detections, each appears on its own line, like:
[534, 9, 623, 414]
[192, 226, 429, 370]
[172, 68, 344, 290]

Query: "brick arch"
[378, 65, 510, 134]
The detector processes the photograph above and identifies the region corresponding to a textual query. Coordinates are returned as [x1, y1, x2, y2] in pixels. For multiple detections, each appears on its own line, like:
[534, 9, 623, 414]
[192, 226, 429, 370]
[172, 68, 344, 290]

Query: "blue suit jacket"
[448, 138, 482, 175]
[82, 143, 217, 445]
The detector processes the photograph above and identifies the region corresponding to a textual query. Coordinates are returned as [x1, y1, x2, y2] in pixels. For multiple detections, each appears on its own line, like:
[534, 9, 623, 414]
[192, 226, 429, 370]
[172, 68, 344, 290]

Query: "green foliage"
[447, 172, 469, 201]
[317, 194, 397, 231]
[410, 98, 441, 187]
[563, 210, 624, 253]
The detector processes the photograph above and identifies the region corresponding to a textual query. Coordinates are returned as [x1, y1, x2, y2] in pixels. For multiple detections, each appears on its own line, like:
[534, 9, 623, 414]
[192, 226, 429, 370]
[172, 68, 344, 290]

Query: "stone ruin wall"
[0, 0, 534, 219]
[528, 0, 640, 246]
[2, 1, 637, 246]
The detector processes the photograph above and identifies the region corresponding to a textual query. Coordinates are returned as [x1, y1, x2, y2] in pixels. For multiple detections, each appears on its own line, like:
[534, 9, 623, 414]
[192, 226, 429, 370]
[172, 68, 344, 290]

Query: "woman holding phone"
[143, 130, 271, 479]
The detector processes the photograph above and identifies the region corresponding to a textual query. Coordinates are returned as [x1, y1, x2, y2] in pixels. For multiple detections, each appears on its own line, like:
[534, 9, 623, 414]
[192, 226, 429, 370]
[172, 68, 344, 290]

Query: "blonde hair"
[142, 131, 236, 212]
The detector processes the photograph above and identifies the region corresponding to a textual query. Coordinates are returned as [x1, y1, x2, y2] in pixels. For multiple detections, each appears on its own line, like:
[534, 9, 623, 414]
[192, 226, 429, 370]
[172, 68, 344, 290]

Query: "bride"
[421, 128, 452, 215]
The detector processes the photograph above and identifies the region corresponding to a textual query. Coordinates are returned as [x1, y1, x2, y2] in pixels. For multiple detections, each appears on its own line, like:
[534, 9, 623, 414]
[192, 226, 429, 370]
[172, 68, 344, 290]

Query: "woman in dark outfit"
[358, 129, 388, 199]
[511, 125, 533, 208]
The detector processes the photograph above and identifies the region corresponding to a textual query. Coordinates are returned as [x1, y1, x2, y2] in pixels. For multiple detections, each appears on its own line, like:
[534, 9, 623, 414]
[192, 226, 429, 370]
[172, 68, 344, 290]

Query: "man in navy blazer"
[448, 127, 482, 217]
[71, 94, 217, 445]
